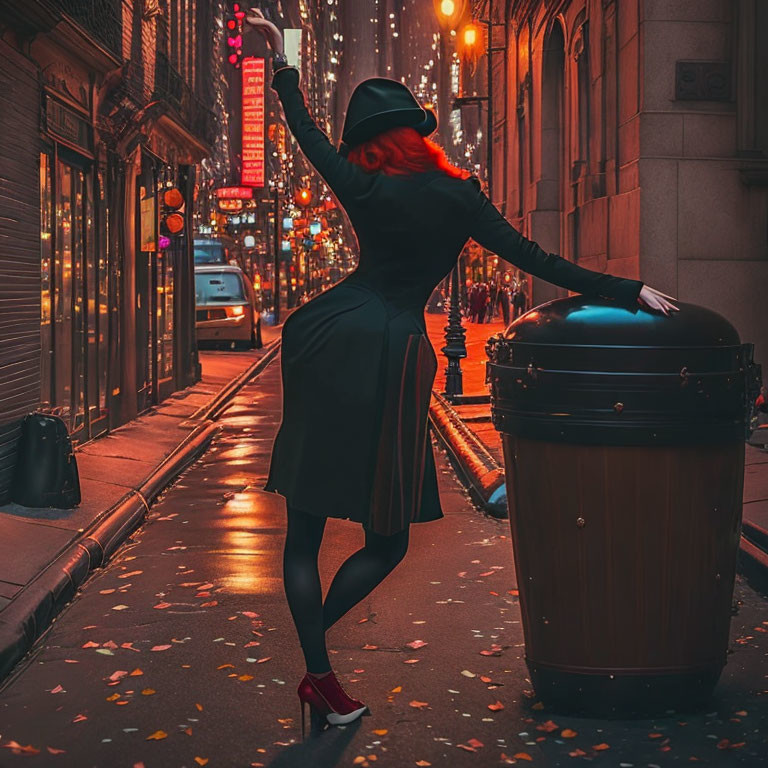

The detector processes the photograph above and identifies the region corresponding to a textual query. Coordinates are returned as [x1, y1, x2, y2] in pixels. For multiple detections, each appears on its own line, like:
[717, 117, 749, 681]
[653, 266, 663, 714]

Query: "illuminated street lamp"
[433, 0, 466, 29]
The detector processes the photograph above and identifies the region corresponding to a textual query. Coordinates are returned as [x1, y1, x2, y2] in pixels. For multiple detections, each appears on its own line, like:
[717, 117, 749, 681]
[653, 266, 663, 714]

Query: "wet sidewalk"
[0, 325, 282, 681]
[0, 348, 767, 766]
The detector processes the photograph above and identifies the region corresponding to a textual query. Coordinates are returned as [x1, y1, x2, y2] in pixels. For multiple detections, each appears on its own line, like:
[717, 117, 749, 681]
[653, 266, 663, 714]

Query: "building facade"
[479, 0, 767, 367]
[0, 0, 218, 501]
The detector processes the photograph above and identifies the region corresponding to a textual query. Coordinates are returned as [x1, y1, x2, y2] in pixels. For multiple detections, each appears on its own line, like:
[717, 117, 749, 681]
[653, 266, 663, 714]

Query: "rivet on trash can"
[613, 402, 624, 413]
[576, 517, 586, 528]
[715, 573, 721, 582]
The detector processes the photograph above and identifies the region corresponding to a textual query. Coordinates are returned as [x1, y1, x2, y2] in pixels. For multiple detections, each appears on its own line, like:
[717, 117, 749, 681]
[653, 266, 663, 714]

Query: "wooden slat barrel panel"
[502, 434, 744, 673]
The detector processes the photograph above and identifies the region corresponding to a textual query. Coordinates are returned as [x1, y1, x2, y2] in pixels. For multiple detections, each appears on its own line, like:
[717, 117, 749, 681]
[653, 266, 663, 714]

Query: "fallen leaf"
[146, 730, 167, 740]
[362, 644, 378, 650]
[141, 689, 156, 695]
[47, 747, 67, 754]
[1, 742, 40, 754]
[256, 657, 272, 664]
[50, 684, 65, 694]
[536, 720, 558, 733]
[568, 749, 587, 757]
[488, 701, 504, 711]
[561, 728, 577, 738]
[409, 700, 429, 709]
[154, 602, 173, 610]
[390, 686, 402, 693]
[194, 759, 209, 766]
[467, 738, 484, 748]
[150, 645, 172, 652]
[415, 762, 431, 767]
[593, 743, 610, 751]
[118, 570, 143, 579]
[531, 702, 544, 711]
[461, 670, 476, 678]
[404, 659, 420, 664]
[513, 753, 533, 761]
[406, 640, 428, 649]
[129, 668, 144, 676]
[372, 729, 388, 736]
[111, 604, 129, 611]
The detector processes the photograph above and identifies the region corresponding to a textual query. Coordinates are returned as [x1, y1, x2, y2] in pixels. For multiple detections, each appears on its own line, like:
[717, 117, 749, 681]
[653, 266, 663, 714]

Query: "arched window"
[574, 22, 590, 178]
[541, 21, 565, 215]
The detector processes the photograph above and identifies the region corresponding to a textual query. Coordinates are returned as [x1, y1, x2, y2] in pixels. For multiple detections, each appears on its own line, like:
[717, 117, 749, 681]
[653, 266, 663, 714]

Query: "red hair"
[347, 125, 470, 179]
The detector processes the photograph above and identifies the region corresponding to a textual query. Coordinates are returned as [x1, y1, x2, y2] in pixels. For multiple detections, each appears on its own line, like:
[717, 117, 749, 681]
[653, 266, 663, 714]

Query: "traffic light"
[160, 187, 185, 237]
[227, 3, 245, 67]
[295, 187, 312, 207]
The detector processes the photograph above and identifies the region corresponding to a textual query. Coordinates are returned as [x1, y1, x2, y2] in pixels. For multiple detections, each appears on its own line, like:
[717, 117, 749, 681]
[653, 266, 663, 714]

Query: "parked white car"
[195, 264, 262, 349]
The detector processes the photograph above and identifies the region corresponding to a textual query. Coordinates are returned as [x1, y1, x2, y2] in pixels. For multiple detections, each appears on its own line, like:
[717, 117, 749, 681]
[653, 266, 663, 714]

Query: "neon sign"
[241, 57, 266, 187]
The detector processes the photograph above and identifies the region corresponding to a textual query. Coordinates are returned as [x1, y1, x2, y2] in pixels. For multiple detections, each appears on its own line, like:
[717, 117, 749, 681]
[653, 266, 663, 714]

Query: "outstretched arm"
[270, 66, 372, 200]
[465, 177, 643, 304]
[246, 7, 372, 202]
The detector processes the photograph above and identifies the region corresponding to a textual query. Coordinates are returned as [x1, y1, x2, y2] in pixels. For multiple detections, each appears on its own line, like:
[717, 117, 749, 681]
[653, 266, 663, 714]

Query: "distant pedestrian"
[487, 281, 498, 322]
[512, 285, 527, 319]
[498, 283, 511, 325]
[476, 282, 488, 323]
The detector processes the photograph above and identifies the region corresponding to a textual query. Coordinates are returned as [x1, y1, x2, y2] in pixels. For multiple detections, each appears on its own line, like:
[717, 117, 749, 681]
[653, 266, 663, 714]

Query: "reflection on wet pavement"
[0, 354, 766, 767]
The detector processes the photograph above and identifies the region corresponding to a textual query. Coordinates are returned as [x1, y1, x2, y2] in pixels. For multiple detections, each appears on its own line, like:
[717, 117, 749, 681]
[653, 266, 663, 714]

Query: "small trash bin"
[486, 296, 761, 717]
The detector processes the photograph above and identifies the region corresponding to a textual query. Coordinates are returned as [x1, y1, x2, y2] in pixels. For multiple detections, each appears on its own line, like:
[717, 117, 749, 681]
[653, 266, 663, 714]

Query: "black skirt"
[263, 274, 443, 535]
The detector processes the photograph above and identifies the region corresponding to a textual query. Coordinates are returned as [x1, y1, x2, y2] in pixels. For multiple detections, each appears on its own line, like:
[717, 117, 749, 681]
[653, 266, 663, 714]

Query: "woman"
[246, 9, 678, 739]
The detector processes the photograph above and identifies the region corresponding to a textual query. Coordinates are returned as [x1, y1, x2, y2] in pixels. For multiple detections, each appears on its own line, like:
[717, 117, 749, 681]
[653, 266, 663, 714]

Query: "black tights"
[282, 505, 410, 674]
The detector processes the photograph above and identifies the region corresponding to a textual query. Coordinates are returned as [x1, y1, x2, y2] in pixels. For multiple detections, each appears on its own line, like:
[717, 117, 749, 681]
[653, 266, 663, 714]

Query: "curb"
[428, 391, 508, 518]
[0, 341, 282, 683]
[740, 521, 768, 592]
[187, 338, 281, 423]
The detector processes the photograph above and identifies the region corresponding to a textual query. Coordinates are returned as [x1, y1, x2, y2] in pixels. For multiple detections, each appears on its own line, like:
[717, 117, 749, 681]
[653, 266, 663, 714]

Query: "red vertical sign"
[241, 57, 265, 187]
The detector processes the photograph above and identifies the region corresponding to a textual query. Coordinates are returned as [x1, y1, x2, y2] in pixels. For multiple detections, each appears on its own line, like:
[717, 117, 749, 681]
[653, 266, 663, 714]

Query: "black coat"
[263, 66, 644, 535]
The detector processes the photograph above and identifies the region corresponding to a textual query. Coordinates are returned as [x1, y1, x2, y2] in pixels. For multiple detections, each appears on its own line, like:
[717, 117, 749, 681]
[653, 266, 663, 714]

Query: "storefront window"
[72, 168, 85, 432]
[40, 153, 53, 410]
[157, 248, 174, 380]
[97, 170, 108, 414]
[54, 159, 74, 423]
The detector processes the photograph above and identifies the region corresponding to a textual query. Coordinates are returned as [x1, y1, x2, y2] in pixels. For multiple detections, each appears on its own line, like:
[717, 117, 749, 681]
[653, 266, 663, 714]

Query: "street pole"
[273, 184, 280, 324]
[441, 260, 467, 399]
[484, 0, 493, 284]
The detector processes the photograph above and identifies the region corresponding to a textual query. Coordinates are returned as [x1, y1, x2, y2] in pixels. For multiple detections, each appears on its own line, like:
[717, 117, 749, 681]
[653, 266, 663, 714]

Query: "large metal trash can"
[486, 296, 761, 716]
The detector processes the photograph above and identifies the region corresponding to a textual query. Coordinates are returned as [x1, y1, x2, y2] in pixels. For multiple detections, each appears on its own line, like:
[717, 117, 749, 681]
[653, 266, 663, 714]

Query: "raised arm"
[464, 176, 644, 304]
[271, 66, 373, 202]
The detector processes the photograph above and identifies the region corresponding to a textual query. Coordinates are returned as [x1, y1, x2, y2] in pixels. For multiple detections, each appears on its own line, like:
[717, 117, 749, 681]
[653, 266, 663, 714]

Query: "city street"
[1, 351, 767, 767]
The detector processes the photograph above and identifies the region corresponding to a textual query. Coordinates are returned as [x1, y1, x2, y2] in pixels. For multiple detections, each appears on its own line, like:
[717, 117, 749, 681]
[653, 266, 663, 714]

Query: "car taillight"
[225, 305, 246, 318]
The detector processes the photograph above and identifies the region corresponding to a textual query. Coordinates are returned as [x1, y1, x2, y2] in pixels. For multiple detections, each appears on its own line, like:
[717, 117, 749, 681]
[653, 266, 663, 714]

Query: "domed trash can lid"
[486, 296, 762, 445]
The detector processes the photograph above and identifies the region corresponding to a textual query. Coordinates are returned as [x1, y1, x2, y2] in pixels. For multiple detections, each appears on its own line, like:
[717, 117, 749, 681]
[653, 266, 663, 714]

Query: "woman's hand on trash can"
[638, 285, 679, 316]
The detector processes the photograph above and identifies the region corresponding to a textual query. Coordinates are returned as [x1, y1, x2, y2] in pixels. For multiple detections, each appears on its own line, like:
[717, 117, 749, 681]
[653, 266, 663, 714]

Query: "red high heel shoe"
[298, 670, 370, 739]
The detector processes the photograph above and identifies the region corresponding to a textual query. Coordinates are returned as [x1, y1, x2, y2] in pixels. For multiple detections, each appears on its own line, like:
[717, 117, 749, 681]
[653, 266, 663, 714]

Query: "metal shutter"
[0, 40, 41, 502]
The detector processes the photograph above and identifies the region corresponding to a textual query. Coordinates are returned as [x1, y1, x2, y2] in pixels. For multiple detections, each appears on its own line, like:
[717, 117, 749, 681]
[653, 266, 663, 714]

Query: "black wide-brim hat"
[339, 77, 438, 156]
